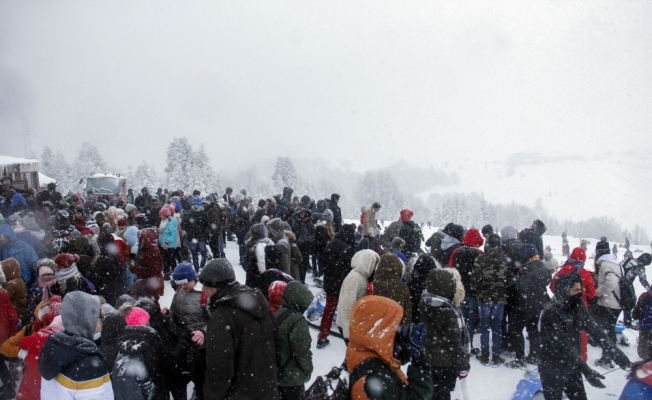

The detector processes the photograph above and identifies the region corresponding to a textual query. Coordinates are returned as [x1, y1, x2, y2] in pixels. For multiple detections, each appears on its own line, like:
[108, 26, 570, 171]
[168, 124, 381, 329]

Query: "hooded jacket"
[94, 232, 125, 306]
[38, 292, 113, 400]
[322, 224, 356, 296]
[439, 233, 462, 267]
[514, 257, 551, 317]
[1, 257, 28, 325]
[0, 224, 38, 285]
[275, 282, 314, 387]
[336, 250, 380, 339]
[539, 273, 627, 375]
[420, 269, 470, 371]
[0, 286, 18, 346]
[398, 219, 423, 255]
[130, 227, 164, 297]
[596, 253, 623, 309]
[346, 296, 433, 400]
[111, 324, 169, 400]
[408, 255, 437, 323]
[267, 218, 292, 274]
[372, 254, 412, 325]
[204, 282, 279, 400]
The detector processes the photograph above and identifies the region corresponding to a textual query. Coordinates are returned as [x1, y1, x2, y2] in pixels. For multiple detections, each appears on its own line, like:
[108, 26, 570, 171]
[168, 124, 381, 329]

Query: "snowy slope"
[423, 150, 652, 236]
[160, 230, 644, 399]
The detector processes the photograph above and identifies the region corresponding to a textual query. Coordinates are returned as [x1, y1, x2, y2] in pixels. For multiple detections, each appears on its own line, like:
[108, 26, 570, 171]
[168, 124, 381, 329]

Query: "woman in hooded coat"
[372, 254, 412, 326]
[129, 227, 164, 297]
[336, 250, 380, 341]
[94, 230, 125, 306]
[244, 223, 275, 289]
[346, 296, 433, 400]
[1, 258, 28, 326]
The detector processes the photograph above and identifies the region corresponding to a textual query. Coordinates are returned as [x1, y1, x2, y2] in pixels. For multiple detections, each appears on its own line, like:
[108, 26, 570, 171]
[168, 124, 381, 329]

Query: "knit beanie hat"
[159, 206, 171, 217]
[481, 224, 494, 236]
[300, 195, 311, 204]
[117, 216, 128, 227]
[321, 209, 334, 222]
[172, 263, 197, 285]
[570, 247, 587, 262]
[595, 239, 611, 259]
[463, 228, 484, 248]
[445, 224, 465, 243]
[519, 244, 539, 263]
[36, 258, 57, 276]
[55, 253, 80, 269]
[125, 307, 150, 326]
[199, 259, 236, 288]
[268, 280, 287, 313]
[125, 204, 137, 214]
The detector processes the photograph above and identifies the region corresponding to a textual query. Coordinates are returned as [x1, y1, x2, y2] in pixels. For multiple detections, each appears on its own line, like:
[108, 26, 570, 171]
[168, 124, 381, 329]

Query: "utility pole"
[17, 116, 36, 159]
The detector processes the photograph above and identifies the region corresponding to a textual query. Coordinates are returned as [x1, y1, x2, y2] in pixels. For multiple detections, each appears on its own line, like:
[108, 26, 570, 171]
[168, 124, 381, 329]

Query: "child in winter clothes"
[619, 358, 652, 400]
[17, 296, 63, 400]
[38, 291, 114, 399]
[1, 258, 28, 327]
[420, 268, 471, 400]
[268, 280, 287, 313]
[26, 259, 57, 327]
[275, 281, 314, 400]
[51, 253, 94, 298]
[112, 306, 168, 400]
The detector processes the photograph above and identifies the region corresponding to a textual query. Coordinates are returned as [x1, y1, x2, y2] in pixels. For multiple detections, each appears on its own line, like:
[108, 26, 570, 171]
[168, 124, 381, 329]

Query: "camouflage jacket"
[471, 246, 513, 304]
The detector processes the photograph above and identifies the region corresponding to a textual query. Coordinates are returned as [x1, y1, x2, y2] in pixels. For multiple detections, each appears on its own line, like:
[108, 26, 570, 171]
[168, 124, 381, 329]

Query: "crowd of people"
[0, 178, 651, 400]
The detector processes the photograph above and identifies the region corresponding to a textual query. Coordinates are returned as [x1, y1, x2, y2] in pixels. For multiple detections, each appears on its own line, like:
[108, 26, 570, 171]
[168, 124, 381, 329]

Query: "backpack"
[233, 202, 249, 228]
[610, 264, 636, 311]
[304, 358, 391, 400]
[640, 292, 652, 332]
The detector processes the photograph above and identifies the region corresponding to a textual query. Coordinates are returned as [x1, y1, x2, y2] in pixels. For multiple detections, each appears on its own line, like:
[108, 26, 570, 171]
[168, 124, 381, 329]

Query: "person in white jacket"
[336, 250, 380, 341]
[594, 253, 623, 367]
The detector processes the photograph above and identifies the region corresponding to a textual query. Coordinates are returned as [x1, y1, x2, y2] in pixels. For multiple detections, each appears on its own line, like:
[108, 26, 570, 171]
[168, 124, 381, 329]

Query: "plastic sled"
[511, 368, 543, 400]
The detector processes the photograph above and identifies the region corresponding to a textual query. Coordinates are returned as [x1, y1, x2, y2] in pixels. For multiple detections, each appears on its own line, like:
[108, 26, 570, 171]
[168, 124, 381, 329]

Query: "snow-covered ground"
[160, 226, 648, 399]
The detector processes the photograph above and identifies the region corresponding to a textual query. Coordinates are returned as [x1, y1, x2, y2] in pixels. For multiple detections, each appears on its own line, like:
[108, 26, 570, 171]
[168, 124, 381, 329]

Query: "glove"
[398, 323, 426, 358]
[583, 368, 606, 388]
[459, 370, 469, 380]
[612, 351, 631, 370]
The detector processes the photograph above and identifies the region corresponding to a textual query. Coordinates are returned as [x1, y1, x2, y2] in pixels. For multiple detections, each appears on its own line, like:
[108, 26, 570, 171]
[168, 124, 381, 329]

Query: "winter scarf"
[55, 263, 81, 284]
[38, 275, 57, 300]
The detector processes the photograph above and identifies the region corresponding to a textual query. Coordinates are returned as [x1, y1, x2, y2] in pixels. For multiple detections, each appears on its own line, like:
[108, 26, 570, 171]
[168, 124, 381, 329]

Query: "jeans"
[236, 231, 247, 263]
[478, 303, 504, 356]
[189, 239, 207, 272]
[461, 296, 478, 347]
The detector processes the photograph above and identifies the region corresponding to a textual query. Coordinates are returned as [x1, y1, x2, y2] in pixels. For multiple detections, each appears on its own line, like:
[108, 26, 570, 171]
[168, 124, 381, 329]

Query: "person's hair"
[324, 220, 335, 240]
[627, 356, 652, 380]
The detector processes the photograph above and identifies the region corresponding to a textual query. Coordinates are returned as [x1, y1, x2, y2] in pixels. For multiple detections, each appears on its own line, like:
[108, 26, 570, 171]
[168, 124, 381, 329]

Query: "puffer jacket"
[420, 269, 470, 372]
[336, 250, 380, 339]
[1, 258, 28, 325]
[346, 296, 433, 400]
[451, 246, 481, 298]
[596, 253, 623, 310]
[158, 217, 177, 249]
[275, 282, 314, 387]
[39, 331, 114, 400]
[372, 254, 412, 325]
[170, 287, 209, 332]
[0, 224, 38, 285]
[112, 325, 169, 400]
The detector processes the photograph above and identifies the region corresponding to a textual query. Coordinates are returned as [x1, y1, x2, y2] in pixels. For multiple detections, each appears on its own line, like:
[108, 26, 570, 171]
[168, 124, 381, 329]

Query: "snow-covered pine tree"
[164, 137, 193, 192]
[72, 142, 108, 180]
[40, 147, 55, 175]
[132, 161, 159, 191]
[271, 157, 302, 194]
[189, 144, 216, 194]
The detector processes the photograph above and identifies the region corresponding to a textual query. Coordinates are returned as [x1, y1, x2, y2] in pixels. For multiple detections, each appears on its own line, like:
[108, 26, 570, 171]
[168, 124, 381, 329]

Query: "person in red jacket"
[17, 296, 63, 400]
[550, 247, 596, 361]
[130, 227, 165, 297]
[0, 267, 19, 345]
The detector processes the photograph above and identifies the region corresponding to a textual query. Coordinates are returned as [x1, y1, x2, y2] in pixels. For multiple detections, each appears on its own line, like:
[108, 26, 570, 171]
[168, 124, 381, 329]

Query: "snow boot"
[492, 354, 506, 367]
[476, 353, 490, 365]
[317, 339, 330, 349]
[470, 347, 480, 355]
[525, 355, 539, 365]
[506, 358, 527, 369]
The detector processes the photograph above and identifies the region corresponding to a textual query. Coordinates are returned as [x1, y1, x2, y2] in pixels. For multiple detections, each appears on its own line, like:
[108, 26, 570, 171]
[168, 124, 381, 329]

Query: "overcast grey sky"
[1, 1, 651, 172]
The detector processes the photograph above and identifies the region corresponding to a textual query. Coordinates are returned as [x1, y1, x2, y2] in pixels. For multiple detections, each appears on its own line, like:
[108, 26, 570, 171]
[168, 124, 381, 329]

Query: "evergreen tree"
[132, 161, 158, 191]
[164, 137, 193, 192]
[72, 142, 108, 179]
[40, 147, 55, 175]
[189, 144, 216, 194]
[355, 170, 403, 221]
[271, 156, 301, 193]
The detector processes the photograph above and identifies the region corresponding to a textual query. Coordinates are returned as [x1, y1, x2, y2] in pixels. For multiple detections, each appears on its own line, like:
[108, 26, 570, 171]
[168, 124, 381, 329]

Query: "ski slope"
[160, 228, 648, 399]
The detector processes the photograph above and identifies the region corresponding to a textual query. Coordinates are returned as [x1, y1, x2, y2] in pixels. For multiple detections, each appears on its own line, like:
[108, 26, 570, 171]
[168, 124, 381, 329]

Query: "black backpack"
[304, 358, 390, 400]
[611, 264, 636, 310]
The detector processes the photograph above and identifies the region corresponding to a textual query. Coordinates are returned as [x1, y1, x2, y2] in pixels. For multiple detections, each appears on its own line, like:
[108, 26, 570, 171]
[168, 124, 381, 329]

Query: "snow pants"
[318, 294, 339, 341]
[511, 310, 540, 360]
[592, 304, 619, 361]
[429, 366, 457, 400]
[540, 369, 586, 400]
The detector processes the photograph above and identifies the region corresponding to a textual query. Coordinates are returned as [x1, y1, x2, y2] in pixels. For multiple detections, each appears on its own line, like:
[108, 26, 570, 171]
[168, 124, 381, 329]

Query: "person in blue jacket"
[0, 224, 38, 285]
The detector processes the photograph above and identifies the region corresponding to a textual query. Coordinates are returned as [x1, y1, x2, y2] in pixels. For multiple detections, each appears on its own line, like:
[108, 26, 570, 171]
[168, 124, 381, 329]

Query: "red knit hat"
[117, 216, 128, 227]
[54, 253, 80, 268]
[125, 307, 150, 326]
[268, 281, 287, 314]
[570, 247, 586, 262]
[159, 206, 171, 217]
[400, 209, 414, 223]
[463, 228, 484, 248]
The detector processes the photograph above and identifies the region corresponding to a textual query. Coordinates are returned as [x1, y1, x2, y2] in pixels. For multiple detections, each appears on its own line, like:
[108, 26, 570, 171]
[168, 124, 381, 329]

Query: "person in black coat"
[329, 193, 342, 233]
[318, 223, 356, 348]
[181, 203, 210, 272]
[408, 254, 438, 323]
[99, 312, 127, 369]
[538, 272, 630, 400]
[506, 244, 551, 368]
[500, 225, 522, 354]
[94, 230, 125, 306]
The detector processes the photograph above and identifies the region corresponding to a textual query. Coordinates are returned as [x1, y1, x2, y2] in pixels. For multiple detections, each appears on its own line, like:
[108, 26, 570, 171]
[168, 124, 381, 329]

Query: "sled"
[511, 368, 544, 400]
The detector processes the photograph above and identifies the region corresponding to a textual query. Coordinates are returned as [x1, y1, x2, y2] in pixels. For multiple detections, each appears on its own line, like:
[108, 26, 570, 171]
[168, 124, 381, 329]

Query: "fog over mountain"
[2, 1, 651, 234]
